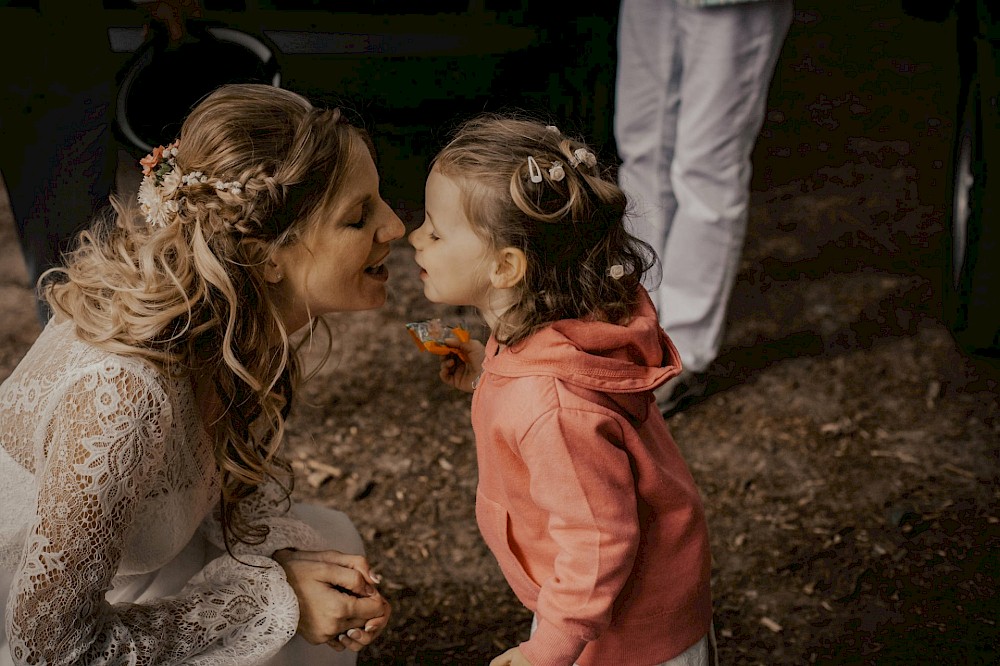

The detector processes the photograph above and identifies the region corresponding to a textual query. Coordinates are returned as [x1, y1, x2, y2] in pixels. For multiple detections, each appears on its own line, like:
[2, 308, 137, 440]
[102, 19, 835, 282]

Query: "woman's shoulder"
[9, 317, 174, 409]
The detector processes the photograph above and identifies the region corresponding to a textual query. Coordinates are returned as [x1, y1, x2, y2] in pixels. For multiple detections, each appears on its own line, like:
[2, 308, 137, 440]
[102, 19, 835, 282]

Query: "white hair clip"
[607, 264, 628, 280]
[545, 125, 560, 134]
[548, 161, 565, 182]
[569, 148, 597, 169]
[526, 156, 543, 183]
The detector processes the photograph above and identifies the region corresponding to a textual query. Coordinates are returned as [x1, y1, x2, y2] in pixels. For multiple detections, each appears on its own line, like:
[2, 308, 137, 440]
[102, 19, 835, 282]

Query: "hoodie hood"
[483, 288, 682, 398]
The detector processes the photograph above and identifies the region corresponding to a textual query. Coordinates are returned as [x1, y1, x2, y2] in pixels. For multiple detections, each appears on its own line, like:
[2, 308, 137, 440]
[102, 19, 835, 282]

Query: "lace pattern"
[0, 320, 316, 664]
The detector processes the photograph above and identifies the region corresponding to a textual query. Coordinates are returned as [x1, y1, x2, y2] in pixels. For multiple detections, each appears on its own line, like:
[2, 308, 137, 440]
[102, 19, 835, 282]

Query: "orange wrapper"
[405, 319, 470, 363]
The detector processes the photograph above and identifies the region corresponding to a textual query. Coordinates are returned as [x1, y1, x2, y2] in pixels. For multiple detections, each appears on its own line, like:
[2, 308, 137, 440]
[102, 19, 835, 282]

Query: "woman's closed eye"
[347, 203, 370, 229]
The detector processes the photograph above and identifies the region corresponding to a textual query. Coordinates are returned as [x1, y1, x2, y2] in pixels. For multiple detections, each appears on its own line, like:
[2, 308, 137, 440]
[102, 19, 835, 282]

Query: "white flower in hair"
[160, 169, 182, 198]
[136, 139, 248, 228]
[572, 148, 597, 169]
[215, 180, 242, 194]
[140, 186, 171, 227]
[138, 178, 159, 211]
[607, 264, 627, 280]
[138, 140, 184, 227]
[548, 162, 565, 182]
[545, 125, 560, 134]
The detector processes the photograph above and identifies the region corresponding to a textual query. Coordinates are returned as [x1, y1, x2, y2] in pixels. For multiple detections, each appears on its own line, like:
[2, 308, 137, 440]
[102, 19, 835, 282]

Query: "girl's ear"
[490, 247, 527, 289]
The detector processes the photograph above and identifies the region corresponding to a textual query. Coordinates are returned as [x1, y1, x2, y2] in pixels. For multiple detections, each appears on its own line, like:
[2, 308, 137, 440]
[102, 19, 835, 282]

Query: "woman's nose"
[378, 208, 405, 243]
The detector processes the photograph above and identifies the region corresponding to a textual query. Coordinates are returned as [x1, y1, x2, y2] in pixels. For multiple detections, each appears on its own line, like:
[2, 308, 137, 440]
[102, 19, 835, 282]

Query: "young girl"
[409, 115, 715, 666]
[0, 84, 400, 665]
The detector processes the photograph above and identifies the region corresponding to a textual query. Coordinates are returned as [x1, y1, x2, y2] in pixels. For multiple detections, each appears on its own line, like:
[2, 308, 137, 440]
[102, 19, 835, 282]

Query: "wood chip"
[306, 470, 332, 488]
[307, 460, 343, 478]
[760, 616, 783, 633]
[870, 449, 919, 465]
[942, 463, 976, 479]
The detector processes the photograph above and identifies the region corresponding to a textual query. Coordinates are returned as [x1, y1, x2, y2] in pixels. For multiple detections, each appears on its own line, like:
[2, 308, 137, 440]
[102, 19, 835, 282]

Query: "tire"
[943, 66, 1000, 357]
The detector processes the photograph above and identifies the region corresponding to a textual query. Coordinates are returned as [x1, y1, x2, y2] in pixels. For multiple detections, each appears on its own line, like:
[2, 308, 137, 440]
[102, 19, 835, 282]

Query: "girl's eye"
[428, 229, 440, 241]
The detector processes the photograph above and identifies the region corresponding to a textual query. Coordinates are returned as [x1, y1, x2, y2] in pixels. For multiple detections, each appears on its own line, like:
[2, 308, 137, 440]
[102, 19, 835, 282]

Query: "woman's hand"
[489, 646, 533, 666]
[272, 549, 390, 652]
[439, 337, 486, 393]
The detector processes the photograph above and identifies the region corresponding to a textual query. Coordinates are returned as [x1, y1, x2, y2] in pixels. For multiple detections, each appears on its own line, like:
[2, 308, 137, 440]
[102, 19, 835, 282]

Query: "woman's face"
[270, 142, 404, 332]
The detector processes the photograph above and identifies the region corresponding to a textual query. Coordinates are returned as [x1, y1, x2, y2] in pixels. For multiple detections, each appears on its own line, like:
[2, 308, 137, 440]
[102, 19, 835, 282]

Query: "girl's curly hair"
[431, 113, 657, 346]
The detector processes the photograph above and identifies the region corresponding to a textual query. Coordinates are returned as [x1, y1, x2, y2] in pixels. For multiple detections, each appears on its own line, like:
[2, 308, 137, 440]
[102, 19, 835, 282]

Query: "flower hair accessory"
[607, 264, 630, 280]
[548, 161, 565, 182]
[569, 148, 597, 169]
[138, 141, 182, 227]
[137, 141, 245, 227]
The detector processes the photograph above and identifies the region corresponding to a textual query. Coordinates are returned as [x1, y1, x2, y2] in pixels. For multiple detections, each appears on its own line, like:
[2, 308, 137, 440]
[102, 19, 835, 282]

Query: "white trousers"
[615, 0, 793, 372]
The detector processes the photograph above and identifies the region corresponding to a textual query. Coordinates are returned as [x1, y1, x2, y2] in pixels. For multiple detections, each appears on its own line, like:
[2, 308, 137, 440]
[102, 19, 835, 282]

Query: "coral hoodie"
[472, 289, 713, 666]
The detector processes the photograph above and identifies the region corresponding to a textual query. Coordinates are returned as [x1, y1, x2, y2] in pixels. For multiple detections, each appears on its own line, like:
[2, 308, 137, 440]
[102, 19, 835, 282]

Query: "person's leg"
[3, 81, 118, 324]
[263, 504, 366, 666]
[614, 0, 683, 316]
[657, 0, 793, 373]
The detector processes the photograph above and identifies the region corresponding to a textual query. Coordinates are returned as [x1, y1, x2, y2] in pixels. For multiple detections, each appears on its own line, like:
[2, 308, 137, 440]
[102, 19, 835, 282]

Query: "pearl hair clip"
[607, 264, 629, 280]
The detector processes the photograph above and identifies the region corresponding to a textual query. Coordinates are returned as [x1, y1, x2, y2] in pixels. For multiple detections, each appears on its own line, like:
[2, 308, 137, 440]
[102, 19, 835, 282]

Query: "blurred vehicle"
[1, 0, 617, 202]
[908, 0, 1000, 356]
[945, 0, 999, 357]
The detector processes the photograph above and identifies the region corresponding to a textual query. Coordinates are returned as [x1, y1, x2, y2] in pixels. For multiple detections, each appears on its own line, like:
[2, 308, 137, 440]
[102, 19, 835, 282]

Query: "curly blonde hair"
[432, 114, 657, 346]
[42, 83, 371, 548]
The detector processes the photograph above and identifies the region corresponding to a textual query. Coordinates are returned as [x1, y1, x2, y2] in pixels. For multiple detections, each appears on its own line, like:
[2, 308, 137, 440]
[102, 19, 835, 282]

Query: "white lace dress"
[0, 319, 362, 665]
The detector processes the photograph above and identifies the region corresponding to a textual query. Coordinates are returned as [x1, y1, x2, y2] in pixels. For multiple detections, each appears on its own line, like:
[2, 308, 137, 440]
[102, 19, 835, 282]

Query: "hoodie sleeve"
[515, 407, 641, 666]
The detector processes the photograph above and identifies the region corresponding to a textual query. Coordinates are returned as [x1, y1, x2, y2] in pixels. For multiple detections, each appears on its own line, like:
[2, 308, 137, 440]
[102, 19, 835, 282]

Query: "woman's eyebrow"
[344, 193, 370, 217]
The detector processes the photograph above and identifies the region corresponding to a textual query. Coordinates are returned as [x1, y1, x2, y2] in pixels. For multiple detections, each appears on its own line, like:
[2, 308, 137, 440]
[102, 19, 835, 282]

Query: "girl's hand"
[272, 549, 390, 652]
[439, 337, 486, 393]
[489, 646, 533, 666]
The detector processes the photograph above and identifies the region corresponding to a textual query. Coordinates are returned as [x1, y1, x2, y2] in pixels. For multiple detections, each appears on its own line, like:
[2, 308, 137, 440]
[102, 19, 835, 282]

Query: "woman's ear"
[263, 255, 285, 284]
[490, 247, 527, 289]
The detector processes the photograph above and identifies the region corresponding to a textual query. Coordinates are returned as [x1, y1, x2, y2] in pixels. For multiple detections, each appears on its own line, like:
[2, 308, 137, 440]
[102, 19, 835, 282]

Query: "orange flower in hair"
[140, 145, 165, 177]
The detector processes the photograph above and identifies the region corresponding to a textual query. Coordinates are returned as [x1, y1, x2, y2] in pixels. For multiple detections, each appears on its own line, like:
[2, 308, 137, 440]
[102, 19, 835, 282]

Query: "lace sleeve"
[200, 477, 326, 557]
[4, 363, 298, 666]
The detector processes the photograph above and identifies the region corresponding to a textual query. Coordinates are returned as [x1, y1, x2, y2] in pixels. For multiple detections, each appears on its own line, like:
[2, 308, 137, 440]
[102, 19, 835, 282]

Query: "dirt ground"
[1, 3, 998, 665]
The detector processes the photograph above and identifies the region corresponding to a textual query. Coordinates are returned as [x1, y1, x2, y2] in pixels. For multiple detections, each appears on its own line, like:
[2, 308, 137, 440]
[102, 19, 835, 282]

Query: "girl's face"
[270, 143, 404, 333]
[409, 167, 498, 314]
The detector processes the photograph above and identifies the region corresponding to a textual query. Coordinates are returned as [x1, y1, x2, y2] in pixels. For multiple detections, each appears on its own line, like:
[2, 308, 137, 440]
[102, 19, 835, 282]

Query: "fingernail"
[370, 572, 382, 584]
[347, 629, 363, 640]
[364, 583, 375, 596]
[364, 621, 379, 633]
[337, 634, 347, 642]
